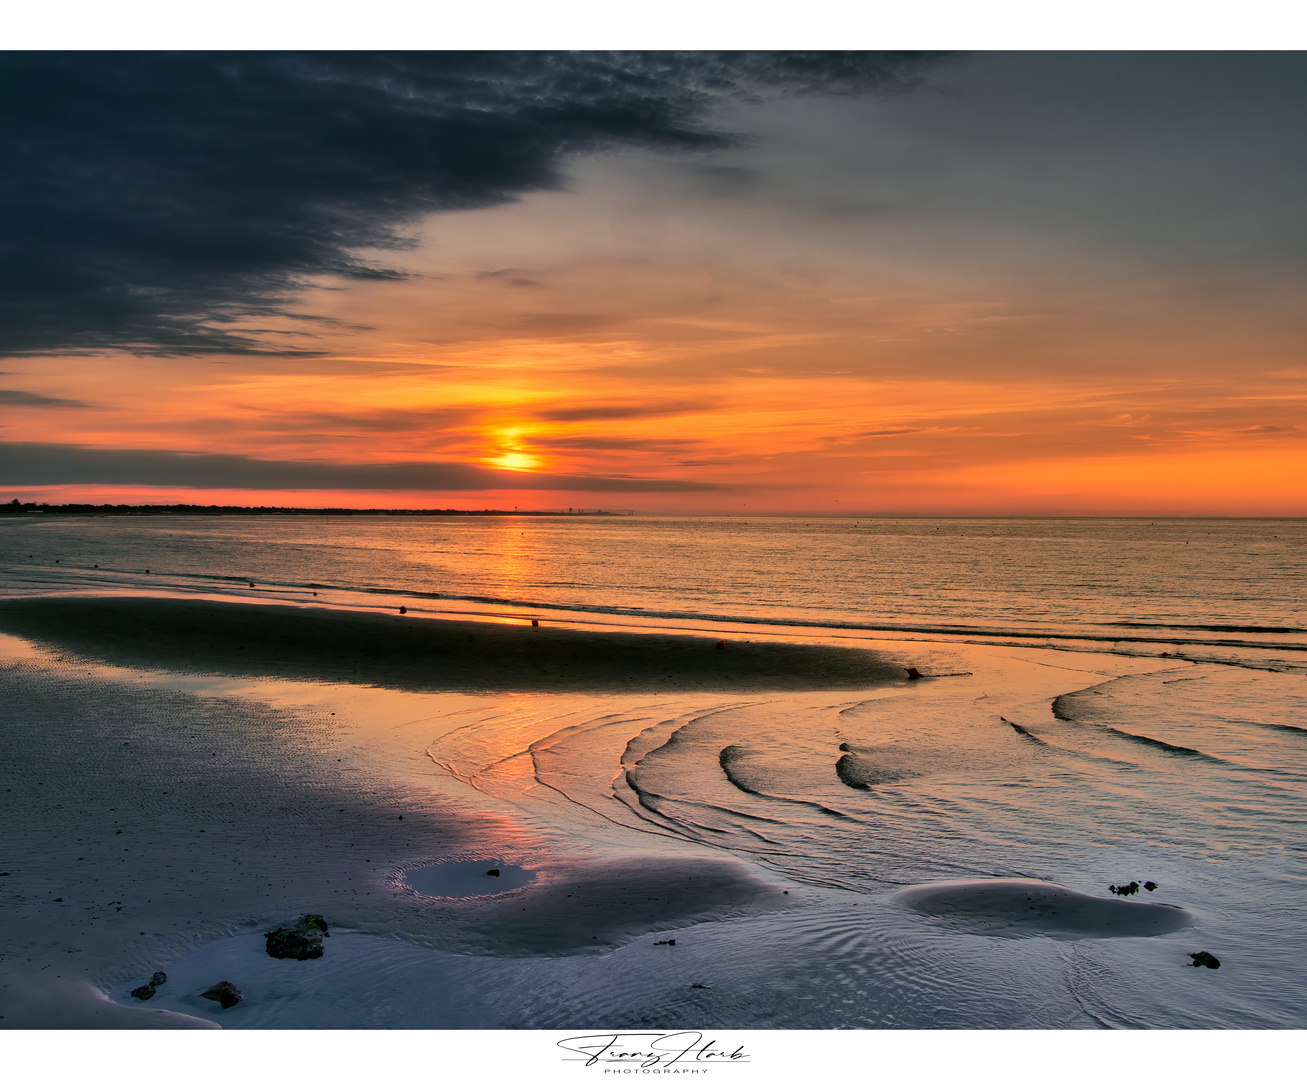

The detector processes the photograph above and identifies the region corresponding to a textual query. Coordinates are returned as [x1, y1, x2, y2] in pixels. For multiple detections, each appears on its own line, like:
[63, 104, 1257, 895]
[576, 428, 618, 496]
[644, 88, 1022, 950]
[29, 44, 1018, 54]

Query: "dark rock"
[1109, 881, 1140, 897]
[1144, 881, 1158, 891]
[149, 971, 167, 986]
[654, 939, 676, 946]
[265, 914, 328, 960]
[129, 984, 156, 1001]
[691, 984, 710, 989]
[200, 981, 243, 1008]
[1190, 951, 1221, 969]
[486, 868, 500, 877]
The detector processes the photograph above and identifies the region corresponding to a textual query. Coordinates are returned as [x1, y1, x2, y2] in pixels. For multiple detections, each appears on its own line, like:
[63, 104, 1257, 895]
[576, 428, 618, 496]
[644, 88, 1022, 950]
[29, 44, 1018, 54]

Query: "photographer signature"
[558, 1031, 749, 1068]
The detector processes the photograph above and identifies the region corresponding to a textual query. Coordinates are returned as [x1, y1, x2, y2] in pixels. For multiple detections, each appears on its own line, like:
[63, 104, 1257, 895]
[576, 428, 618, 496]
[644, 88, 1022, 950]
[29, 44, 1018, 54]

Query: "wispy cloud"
[0, 389, 92, 408]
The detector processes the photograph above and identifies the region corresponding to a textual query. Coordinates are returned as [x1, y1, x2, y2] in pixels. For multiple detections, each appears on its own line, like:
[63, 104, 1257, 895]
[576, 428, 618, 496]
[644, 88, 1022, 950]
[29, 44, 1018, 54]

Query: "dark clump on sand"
[0, 597, 901, 692]
[1190, 951, 1221, 969]
[265, 914, 329, 960]
[199, 981, 242, 1008]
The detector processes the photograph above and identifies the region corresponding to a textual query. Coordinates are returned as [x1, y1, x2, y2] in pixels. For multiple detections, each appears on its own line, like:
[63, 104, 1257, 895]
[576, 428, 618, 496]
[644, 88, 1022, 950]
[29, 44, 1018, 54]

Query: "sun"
[489, 450, 541, 471]
[484, 427, 542, 472]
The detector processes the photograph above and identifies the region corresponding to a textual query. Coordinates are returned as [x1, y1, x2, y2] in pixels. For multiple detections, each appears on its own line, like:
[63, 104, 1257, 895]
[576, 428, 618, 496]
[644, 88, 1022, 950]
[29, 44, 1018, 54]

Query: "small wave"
[1099, 727, 1220, 761]
[1110, 621, 1304, 635]
[62, 568, 1307, 653]
[1002, 718, 1045, 743]
[719, 745, 764, 795]
[834, 744, 919, 788]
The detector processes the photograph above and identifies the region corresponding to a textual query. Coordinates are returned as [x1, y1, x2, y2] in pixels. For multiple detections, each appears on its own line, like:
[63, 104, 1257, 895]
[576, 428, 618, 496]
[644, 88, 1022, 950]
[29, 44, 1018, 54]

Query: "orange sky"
[5, 53, 1305, 514]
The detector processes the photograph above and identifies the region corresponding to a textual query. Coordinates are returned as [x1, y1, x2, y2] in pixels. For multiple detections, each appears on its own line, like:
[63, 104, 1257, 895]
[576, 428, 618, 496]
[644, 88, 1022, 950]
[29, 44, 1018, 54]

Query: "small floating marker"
[144, 569, 149, 573]
[399, 605, 407, 614]
[531, 619, 539, 627]
[249, 582, 255, 587]
[905, 667, 922, 679]
[716, 640, 727, 650]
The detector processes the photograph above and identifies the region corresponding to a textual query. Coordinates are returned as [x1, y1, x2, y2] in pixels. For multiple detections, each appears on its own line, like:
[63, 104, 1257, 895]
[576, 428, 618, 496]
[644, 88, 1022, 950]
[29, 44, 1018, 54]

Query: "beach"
[0, 597, 890, 1027]
[1, 517, 1303, 1031]
[2, 593, 1271, 1031]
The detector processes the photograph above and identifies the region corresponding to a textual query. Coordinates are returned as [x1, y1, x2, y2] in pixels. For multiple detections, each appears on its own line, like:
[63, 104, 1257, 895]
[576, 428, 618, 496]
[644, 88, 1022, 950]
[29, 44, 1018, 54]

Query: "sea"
[1, 514, 1305, 1032]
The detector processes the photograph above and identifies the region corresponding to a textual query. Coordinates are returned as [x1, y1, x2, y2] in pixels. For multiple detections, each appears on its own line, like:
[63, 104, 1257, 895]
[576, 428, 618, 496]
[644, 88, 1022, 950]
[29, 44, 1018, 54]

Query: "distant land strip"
[3, 500, 629, 516]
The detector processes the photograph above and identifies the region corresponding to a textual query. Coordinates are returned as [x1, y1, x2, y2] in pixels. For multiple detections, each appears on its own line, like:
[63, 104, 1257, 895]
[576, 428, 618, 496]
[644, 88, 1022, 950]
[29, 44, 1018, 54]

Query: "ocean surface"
[2, 514, 1305, 1030]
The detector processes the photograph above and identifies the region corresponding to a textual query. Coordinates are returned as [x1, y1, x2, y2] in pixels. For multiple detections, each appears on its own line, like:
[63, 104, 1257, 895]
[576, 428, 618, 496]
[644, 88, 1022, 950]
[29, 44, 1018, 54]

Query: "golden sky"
[4, 53, 1304, 513]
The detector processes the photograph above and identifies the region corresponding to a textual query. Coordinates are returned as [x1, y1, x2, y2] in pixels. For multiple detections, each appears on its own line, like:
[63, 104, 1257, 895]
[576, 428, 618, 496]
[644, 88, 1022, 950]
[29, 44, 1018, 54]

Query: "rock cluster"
[129, 970, 168, 1000]
[265, 913, 329, 960]
[200, 981, 243, 1008]
[1108, 880, 1158, 896]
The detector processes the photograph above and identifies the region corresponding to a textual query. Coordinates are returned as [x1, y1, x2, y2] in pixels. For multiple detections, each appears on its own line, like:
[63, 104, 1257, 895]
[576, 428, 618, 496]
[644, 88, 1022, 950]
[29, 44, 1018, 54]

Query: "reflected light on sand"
[403, 860, 537, 898]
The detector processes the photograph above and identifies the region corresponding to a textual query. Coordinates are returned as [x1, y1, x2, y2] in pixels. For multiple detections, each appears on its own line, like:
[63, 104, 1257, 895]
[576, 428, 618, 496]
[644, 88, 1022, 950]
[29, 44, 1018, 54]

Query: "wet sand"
[0, 597, 1210, 1030]
[0, 596, 890, 1028]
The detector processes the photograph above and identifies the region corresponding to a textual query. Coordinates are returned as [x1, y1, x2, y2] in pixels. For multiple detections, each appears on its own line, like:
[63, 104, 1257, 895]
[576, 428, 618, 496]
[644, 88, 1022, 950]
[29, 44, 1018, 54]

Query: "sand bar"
[0, 596, 904, 692]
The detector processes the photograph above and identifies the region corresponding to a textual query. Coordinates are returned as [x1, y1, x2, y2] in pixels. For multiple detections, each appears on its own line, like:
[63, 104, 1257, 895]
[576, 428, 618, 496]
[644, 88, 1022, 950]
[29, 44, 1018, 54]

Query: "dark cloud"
[0, 51, 945, 360]
[0, 442, 721, 492]
[534, 399, 713, 422]
[0, 389, 92, 408]
[530, 436, 698, 451]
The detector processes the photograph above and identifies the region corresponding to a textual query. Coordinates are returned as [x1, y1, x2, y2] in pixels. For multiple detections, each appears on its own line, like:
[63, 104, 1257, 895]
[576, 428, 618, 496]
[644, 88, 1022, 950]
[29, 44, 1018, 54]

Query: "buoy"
[249, 582, 255, 588]
[399, 605, 407, 614]
[905, 667, 922, 679]
[531, 619, 539, 627]
[716, 640, 727, 650]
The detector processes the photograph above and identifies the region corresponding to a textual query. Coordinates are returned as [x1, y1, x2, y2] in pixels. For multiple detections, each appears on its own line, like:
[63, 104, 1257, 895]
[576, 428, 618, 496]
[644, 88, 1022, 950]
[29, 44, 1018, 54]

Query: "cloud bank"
[0, 442, 721, 492]
[0, 51, 945, 360]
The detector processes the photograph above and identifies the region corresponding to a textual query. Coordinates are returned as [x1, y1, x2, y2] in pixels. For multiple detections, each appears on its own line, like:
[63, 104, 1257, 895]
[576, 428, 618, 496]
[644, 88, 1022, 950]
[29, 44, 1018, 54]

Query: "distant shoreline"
[2, 501, 627, 517]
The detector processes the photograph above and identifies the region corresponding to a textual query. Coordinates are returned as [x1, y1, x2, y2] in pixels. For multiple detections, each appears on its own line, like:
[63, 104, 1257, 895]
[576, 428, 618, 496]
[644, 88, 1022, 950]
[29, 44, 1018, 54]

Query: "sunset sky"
[3, 50, 1305, 514]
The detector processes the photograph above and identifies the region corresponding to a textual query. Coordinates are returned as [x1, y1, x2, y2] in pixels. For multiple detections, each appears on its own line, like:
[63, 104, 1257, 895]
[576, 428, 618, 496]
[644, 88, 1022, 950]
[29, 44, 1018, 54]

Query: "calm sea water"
[2, 515, 1304, 646]
[4, 515, 1306, 1028]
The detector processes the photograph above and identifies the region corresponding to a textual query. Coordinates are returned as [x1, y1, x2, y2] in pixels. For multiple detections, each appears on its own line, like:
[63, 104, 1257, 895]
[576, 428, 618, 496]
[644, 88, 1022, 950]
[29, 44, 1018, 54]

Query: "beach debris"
[200, 981, 243, 1008]
[1109, 881, 1141, 896]
[654, 939, 677, 946]
[532, 619, 539, 627]
[129, 984, 156, 1001]
[150, 971, 167, 986]
[264, 914, 329, 960]
[487, 868, 500, 877]
[690, 984, 711, 989]
[399, 605, 407, 614]
[1190, 951, 1221, 969]
[905, 667, 922, 679]
[716, 640, 727, 649]
[1144, 881, 1159, 891]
